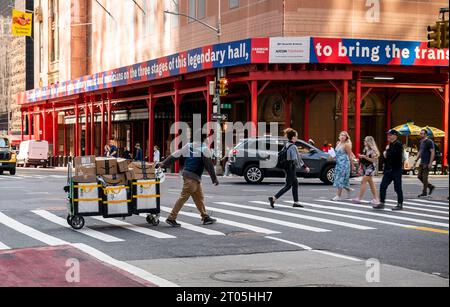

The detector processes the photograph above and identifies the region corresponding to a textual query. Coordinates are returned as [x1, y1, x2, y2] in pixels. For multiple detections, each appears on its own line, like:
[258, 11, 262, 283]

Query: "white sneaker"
[371, 199, 381, 206]
[332, 196, 342, 201]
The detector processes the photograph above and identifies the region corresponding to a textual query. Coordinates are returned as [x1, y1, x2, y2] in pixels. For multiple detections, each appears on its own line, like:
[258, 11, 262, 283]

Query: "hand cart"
[64, 162, 164, 230]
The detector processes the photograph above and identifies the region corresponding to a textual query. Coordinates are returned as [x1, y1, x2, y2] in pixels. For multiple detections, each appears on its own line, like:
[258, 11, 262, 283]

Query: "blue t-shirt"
[109, 145, 118, 158]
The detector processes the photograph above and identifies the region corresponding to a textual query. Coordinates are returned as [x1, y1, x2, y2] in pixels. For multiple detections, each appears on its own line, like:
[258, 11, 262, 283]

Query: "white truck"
[17, 140, 49, 168]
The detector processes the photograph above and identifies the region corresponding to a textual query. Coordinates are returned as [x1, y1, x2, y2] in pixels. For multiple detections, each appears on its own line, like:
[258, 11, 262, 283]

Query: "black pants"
[380, 169, 403, 205]
[275, 165, 299, 203]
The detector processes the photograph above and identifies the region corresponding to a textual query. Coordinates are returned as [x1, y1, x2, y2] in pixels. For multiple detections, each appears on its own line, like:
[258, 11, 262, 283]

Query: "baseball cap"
[387, 129, 400, 136]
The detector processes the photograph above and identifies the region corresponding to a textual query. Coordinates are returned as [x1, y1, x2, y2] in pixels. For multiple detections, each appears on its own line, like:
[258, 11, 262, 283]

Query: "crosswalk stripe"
[251, 201, 416, 228]
[183, 204, 330, 233]
[140, 212, 225, 236]
[32, 210, 125, 243]
[160, 206, 280, 235]
[384, 200, 449, 214]
[215, 202, 376, 231]
[0, 241, 10, 250]
[411, 199, 449, 206]
[0, 212, 68, 246]
[265, 236, 362, 262]
[91, 217, 176, 239]
[316, 200, 449, 228]
[319, 199, 448, 221]
[386, 199, 449, 210]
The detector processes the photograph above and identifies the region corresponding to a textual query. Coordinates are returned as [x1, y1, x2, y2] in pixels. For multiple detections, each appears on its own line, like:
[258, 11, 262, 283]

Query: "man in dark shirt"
[134, 143, 143, 162]
[158, 130, 219, 227]
[414, 130, 436, 198]
[109, 140, 118, 158]
[374, 130, 404, 211]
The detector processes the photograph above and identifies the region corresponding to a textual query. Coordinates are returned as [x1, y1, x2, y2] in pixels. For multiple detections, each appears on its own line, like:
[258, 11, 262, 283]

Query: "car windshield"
[0, 138, 9, 148]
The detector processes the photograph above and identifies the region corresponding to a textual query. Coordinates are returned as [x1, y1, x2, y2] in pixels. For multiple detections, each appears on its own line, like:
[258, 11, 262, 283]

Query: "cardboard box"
[75, 166, 97, 176]
[72, 175, 98, 183]
[130, 162, 155, 175]
[117, 158, 130, 173]
[125, 170, 135, 181]
[133, 172, 156, 180]
[74, 156, 96, 169]
[96, 158, 118, 175]
[100, 174, 127, 186]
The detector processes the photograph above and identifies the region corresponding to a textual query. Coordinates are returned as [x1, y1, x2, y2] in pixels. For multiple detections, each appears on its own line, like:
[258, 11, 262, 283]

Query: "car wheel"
[244, 165, 264, 184]
[0, 170, 3, 175]
[321, 165, 335, 185]
[10, 169, 16, 176]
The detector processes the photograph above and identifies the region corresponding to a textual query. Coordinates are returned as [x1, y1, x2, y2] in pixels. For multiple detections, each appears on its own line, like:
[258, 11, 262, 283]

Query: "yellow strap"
[133, 194, 160, 199]
[132, 181, 158, 186]
[74, 185, 101, 189]
[103, 200, 132, 205]
[103, 187, 129, 194]
[74, 198, 102, 202]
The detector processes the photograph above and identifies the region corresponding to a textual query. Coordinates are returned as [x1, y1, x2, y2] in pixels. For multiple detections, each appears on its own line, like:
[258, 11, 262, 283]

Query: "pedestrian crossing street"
[0, 198, 448, 251]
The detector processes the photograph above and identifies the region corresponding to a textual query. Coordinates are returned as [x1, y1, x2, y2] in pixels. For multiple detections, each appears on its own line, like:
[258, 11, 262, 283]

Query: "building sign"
[18, 37, 449, 105]
[12, 9, 32, 37]
[269, 37, 310, 63]
[310, 37, 449, 67]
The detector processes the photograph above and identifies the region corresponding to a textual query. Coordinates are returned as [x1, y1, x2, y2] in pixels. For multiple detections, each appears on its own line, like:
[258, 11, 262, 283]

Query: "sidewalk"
[128, 250, 449, 287]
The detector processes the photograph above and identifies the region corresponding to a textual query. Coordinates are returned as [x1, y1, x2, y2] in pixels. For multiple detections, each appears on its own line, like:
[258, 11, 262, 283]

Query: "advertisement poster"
[269, 37, 310, 63]
[12, 9, 33, 37]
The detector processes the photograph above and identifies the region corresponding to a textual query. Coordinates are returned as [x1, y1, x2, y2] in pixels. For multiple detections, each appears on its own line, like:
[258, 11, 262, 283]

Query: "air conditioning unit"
[35, 6, 43, 23]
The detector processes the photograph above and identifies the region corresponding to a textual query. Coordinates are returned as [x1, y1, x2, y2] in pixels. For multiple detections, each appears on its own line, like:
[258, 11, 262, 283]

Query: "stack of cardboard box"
[73, 156, 156, 184]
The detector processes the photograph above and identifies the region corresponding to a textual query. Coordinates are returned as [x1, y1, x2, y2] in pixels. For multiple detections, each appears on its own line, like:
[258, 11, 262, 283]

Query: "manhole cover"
[227, 232, 265, 238]
[210, 270, 284, 283]
[299, 284, 348, 288]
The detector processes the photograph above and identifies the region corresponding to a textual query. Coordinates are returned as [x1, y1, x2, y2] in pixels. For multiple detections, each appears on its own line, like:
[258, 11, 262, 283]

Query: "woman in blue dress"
[332, 131, 354, 201]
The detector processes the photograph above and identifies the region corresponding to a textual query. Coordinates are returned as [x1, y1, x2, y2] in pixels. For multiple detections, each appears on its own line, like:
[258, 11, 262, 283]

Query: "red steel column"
[285, 90, 292, 129]
[75, 101, 80, 157]
[443, 82, 449, 168]
[52, 104, 58, 157]
[386, 93, 392, 146]
[28, 108, 31, 140]
[304, 94, 310, 141]
[63, 120, 67, 157]
[148, 93, 155, 162]
[174, 87, 181, 173]
[342, 80, 349, 133]
[20, 111, 24, 141]
[107, 94, 112, 143]
[355, 74, 362, 155]
[100, 98, 106, 155]
[84, 100, 90, 156]
[41, 108, 46, 141]
[251, 81, 258, 137]
[90, 96, 95, 156]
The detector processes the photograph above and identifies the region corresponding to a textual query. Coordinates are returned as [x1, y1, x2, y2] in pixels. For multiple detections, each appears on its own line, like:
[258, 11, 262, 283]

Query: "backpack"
[276, 144, 295, 169]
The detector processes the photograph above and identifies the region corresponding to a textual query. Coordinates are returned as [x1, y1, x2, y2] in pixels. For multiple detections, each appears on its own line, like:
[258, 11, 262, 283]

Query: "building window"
[188, 0, 206, 22]
[229, 0, 239, 9]
[49, 0, 58, 63]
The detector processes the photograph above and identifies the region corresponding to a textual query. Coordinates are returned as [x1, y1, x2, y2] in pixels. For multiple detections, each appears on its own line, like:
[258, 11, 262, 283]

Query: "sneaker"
[373, 203, 385, 210]
[203, 216, 217, 225]
[392, 205, 404, 211]
[293, 203, 304, 208]
[429, 186, 436, 196]
[166, 219, 181, 228]
[371, 199, 381, 206]
[418, 193, 428, 198]
[352, 198, 362, 204]
[332, 196, 342, 201]
[268, 197, 275, 209]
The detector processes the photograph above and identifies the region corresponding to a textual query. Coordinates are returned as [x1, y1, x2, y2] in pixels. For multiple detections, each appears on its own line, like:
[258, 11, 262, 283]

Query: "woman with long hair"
[353, 136, 381, 205]
[332, 131, 354, 201]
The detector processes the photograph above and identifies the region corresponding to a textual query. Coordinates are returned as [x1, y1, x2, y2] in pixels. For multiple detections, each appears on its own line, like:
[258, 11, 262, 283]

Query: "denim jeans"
[275, 165, 299, 203]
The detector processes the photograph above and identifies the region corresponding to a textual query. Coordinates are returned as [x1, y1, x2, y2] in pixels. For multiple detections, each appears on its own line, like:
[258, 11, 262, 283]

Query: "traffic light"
[427, 22, 442, 48]
[219, 78, 229, 97]
[443, 20, 449, 49]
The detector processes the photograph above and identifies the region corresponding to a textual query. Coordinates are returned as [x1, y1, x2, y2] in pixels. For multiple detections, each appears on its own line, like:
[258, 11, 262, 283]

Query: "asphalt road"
[0, 167, 448, 286]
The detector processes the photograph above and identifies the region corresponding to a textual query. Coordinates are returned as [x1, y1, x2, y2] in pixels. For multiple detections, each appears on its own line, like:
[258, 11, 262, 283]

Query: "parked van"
[17, 140, 49, 168]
